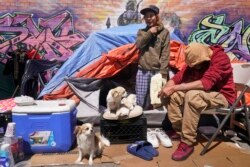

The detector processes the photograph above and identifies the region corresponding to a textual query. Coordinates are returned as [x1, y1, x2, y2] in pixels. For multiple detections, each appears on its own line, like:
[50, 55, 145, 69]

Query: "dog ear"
[74, 126, 81, 135]
[112, 90, 119, 98]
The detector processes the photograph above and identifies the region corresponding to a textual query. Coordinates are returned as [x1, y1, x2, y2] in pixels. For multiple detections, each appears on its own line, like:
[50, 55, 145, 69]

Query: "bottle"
[0, 143, 15, 167]
[4, 122, 19, 163]
[3, 137, 18, 163]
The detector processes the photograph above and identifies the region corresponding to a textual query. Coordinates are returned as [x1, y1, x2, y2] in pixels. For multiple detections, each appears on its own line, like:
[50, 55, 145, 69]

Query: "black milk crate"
[100, 115, 147, 144]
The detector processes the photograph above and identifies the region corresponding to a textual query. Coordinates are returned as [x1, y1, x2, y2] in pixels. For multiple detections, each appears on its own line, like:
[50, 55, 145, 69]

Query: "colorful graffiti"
[0, 10, 85, 63]
[117, 0, 143, 26]
[161, 12, 187, 44]
[189, 14, 250, 62]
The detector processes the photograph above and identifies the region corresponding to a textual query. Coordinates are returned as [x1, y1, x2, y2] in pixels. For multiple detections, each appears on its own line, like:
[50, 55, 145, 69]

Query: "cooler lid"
[12, 100, 76, 113]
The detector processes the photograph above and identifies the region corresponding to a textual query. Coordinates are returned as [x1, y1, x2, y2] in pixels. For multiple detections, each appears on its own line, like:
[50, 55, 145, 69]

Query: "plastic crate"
[100, 115, 147, 144]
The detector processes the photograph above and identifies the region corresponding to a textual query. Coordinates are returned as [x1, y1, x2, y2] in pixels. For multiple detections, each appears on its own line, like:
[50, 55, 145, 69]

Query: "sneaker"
[172, 142, 194, 161]
[165, 130, 181, 140]
[147, 129, 159, 148]
[155, 128, 173, 148]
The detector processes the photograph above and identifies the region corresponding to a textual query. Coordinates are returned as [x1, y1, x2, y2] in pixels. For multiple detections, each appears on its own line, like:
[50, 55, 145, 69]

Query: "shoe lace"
[148, 135, 156, 141]
[155, 128, 167, 137]
[147, 132, 156, 139]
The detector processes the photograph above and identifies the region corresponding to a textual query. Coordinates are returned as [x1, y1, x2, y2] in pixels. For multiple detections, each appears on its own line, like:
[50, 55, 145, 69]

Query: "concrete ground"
[25, 134, 250, 167]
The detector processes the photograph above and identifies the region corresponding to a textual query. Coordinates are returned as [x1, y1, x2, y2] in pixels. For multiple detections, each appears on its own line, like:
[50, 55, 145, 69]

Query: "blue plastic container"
[12, 100, 77, 154]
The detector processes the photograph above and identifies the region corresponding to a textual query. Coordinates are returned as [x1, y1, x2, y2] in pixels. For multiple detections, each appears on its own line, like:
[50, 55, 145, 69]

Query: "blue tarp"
[39, 24, 183, 98]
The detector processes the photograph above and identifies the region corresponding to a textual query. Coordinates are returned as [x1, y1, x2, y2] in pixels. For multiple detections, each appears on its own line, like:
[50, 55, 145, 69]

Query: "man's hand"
[158, 85, 176, 98]
[149, 26, 159, 34]
[161, 74, 168, 79]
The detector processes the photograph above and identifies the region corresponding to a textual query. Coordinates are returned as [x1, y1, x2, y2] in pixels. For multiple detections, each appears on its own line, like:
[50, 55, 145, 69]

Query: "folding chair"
[200, 63, 250, 155]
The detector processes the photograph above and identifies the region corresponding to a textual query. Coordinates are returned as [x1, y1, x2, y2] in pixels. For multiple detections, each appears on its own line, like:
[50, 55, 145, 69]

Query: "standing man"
[158, 42, 236, 160]
[136, 5, 170, 109]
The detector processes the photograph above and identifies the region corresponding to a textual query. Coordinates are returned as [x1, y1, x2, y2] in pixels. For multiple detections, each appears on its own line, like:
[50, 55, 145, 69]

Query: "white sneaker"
[147, 128, 159, 148]
[155, 128, 173, 148]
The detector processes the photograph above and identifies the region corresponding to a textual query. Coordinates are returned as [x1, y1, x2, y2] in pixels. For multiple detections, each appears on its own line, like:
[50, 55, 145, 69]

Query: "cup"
[4, 122, 16, 137]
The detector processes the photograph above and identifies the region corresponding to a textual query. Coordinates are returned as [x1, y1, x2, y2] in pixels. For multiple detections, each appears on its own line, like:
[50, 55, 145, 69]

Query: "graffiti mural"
[117, 0, 143, 26]
[161, 12, 187, 44]
[189, 14, 250, 62]
[0, 10, 85, 63]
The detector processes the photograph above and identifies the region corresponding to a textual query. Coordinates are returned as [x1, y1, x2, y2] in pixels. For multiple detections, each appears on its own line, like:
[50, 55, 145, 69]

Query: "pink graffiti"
[0, 27, 29, 53]
[0, 11, 85, 63]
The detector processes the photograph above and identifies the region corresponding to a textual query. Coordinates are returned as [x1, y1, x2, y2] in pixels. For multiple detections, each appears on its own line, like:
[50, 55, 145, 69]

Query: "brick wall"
[0, 0, 249, 35]
[0, 0, 249, 60]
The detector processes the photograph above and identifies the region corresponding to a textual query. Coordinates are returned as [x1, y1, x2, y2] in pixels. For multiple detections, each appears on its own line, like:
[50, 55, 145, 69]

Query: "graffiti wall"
[0, 0, 249, 63]
[189, 14, 250, 62]
[0, 11, 85, 63]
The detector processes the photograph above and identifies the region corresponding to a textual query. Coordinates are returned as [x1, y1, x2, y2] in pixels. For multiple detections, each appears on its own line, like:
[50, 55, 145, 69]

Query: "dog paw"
[74, 160, 83, 164]
[117, 107, 130, 116]
[88, 159, 93, 166]
[128, 105, 134, 111]
[120, 110, 129, 116]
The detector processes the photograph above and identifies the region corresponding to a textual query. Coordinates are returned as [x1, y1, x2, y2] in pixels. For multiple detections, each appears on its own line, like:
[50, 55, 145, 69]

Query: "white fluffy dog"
[117, 94, 137, 116]
[106, 86, 127, 111]
[74, 123, 110, 165]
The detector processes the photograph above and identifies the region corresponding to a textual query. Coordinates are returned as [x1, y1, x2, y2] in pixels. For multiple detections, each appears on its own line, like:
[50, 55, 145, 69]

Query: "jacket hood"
[185, 42, 213, 67]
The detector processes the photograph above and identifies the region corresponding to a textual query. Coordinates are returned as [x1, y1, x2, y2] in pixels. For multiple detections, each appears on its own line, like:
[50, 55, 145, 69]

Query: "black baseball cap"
[140, 5, 159, 15]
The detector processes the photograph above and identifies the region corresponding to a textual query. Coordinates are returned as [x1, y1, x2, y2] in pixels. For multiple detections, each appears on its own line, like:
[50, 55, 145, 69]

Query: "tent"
[38, 24, 184, 99]
[37, 24, 185, 125]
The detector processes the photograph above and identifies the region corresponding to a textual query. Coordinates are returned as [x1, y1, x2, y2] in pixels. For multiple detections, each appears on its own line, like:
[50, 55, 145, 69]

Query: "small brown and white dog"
[74, 123, 110, 165]
[106, 86, 127, 111]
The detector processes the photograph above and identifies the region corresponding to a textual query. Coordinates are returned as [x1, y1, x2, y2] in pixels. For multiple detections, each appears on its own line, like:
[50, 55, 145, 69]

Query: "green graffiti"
[189, 14, 230, 44]
[189, 14, 250, 61]
[242, 25, 250, 47]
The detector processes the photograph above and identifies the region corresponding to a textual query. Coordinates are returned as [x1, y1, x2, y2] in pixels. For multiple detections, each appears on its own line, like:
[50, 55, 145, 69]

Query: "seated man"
[158, 42, 236, 161]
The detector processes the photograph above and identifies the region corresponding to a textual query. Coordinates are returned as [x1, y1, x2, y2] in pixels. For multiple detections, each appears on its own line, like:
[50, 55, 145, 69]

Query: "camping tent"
[37, 24, 185, 125]
[38, 24, 183, 99]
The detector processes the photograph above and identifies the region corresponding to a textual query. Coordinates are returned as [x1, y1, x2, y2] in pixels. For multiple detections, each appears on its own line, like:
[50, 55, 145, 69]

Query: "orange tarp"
[43, 41, 187, 101]
[43, 41, 250, 105]
[43, 43, 139, 101]
[169, 40, 186, 70]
